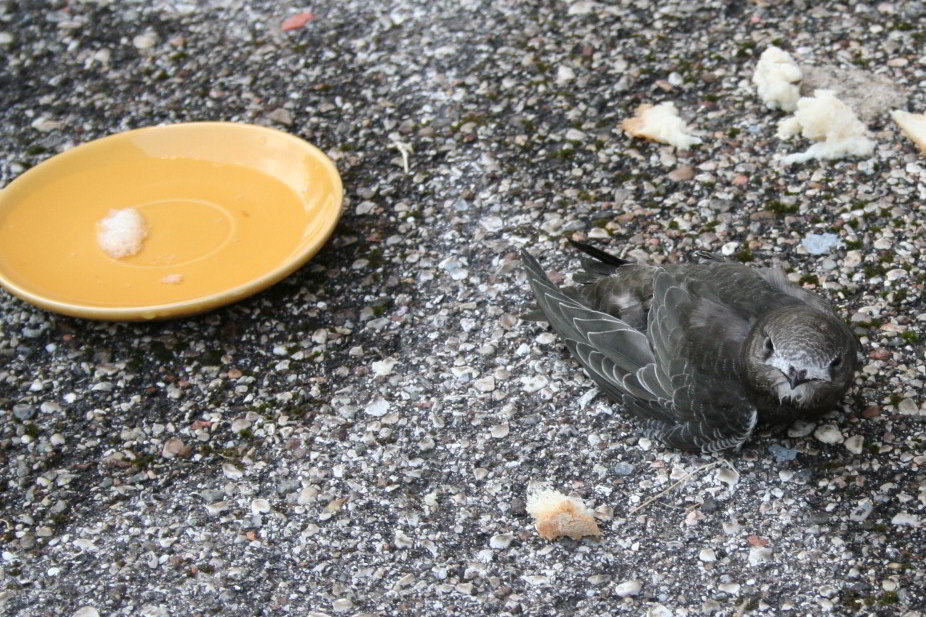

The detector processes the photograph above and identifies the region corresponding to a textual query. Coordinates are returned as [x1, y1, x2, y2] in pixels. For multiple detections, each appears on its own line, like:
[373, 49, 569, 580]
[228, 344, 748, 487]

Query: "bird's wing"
[522, 250, 757, 452]
[521, 250, 655, 379]
[644, 268, 758, 452]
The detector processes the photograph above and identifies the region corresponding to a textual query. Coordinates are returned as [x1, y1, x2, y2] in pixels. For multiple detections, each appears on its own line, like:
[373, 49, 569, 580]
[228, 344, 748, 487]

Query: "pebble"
[801, 233, 843, 255]
[891, 512, 921, 527]
[438, 257, 468, 280]
[222, 463, 243, 480]
[92, 48, 110, 64]
[230, 418, 251, 433]
[267, 108, 293, 126]
[787, 420, 816, 438]
[668, 165, 694, 181]
[748, 546, 772, 565]
[297, 486, 318, 505]
[556, 65, 575, 84]
[332, 598, 353, 612]
[72, 608, 100, 617]
[472, 376, 496, 392]
[721, 241, 739, 256]
[200, 489, 225, 504]
[489, 533, 514, 549]
[699, 548, 717, 562]
[647, 604, 672, 617]
[897, 398, 920, 415]
[364, 396, 390, 416]
[12, 403, 35, 421]
[768, 444, 799, 462]
[564, 128, 586, 142]
[161, 437, 192, 459]
[74, 538, 97, 551]
[489, 423, 509, 438]
[613, 462, 634, 475]
[849, 499, 873, 522]
[250, 498, 271, 514]
[520, 374, 549, 393]
[371, 358, 398, 376]
[873, 237, 892, 250]
[567, 1, 597, 15]
[132, 32, 157, 50]
[455, 582, 474, 594]
[843, 435, 864, 454]
[480, 215, 504, 232]
[715, 467, 739, 487]
[205, 501, 229, 515]
[614, 580, 642, 597]
[813, 424, 844, 444]
[843, 250, 863, 268]
[0, 32, 13, 45]
[30, 117, 61, 132]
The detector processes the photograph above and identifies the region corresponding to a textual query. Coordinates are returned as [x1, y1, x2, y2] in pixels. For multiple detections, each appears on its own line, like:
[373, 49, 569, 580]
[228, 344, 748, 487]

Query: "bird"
[521, 240, 859, 453]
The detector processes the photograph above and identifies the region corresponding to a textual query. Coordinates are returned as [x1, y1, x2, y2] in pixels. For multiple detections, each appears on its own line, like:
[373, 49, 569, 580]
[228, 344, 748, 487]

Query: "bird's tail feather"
[568, 239, 629, 267]
[521, 248, 654, 381]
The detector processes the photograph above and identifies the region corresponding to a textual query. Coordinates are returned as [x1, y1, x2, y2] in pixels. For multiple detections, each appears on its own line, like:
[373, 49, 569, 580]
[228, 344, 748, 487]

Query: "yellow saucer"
[0, 123, 343, 320]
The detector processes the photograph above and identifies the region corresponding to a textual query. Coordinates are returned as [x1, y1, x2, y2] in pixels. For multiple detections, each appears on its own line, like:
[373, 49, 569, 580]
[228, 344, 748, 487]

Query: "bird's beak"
[786, 367, 810, 389]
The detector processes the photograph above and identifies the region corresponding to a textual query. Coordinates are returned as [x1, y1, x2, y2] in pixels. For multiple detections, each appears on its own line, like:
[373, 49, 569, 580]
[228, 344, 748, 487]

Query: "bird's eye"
[764, 337, 774, 353]
[830, 356, 842, 369]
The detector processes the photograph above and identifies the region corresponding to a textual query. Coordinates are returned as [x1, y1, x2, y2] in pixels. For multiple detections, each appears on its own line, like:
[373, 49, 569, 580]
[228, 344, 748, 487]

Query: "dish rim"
[0, 121, 343, 321]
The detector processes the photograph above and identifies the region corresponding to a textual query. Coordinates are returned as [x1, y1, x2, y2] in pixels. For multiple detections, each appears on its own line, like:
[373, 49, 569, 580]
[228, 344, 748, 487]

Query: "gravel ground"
[1, 1, 925, 616]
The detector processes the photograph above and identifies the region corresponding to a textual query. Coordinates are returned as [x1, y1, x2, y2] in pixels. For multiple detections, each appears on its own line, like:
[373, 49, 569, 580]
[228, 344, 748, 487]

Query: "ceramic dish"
[0, 122, 343, 320]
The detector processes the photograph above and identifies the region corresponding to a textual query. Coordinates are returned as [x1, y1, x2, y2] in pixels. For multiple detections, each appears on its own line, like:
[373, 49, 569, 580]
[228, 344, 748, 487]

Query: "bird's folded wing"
[522, 250, 758, 452]
[645, 269, 758, 452]
[522, 251, 653, 375]
[523, 251, 682, 429]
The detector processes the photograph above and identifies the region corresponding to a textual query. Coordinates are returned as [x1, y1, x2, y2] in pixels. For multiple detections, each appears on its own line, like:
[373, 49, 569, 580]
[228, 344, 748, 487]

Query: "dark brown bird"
[522, 241, 859, 452]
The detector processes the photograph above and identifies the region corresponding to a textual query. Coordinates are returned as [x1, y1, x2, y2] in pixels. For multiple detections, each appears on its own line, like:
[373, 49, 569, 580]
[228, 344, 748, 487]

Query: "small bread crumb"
[752, 46, 802, 112]
[776, 89, 875, 165]
[621, 102, 702, 150]
[526, 484, 601, 541]
[891, 110, 926, 155]
[160, 273, 184, 284]
[97, 208, 148, 259]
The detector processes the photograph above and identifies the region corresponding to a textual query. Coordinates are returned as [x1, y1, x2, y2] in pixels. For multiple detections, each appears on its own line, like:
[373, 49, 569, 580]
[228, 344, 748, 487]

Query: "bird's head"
[743, 306, 858, 410]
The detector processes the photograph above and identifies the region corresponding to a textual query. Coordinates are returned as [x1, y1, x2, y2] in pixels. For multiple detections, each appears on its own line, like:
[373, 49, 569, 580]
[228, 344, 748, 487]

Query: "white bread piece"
[97, 208, 148, 259]
[752, 46, 802, 112]
[621, 102, 702, 150]
[526, 484, 601, 541]
[776, 89, 875, 165]
[891, 109, 926, 155]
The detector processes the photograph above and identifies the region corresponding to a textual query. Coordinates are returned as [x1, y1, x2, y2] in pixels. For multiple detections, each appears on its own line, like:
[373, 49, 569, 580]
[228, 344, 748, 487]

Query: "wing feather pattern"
[522, 249, 758, 453]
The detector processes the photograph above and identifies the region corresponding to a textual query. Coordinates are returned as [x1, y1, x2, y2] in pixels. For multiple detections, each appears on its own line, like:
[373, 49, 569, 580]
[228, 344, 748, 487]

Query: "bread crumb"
[753, 45, 802, 112]
[891, 109, 926, 155]
[97, 208, 148, 259]
[526, 484, 601, 541]
[776, 89, 875, 165]
[621, 102, 702, 150]
[160, 273, 184, 284]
